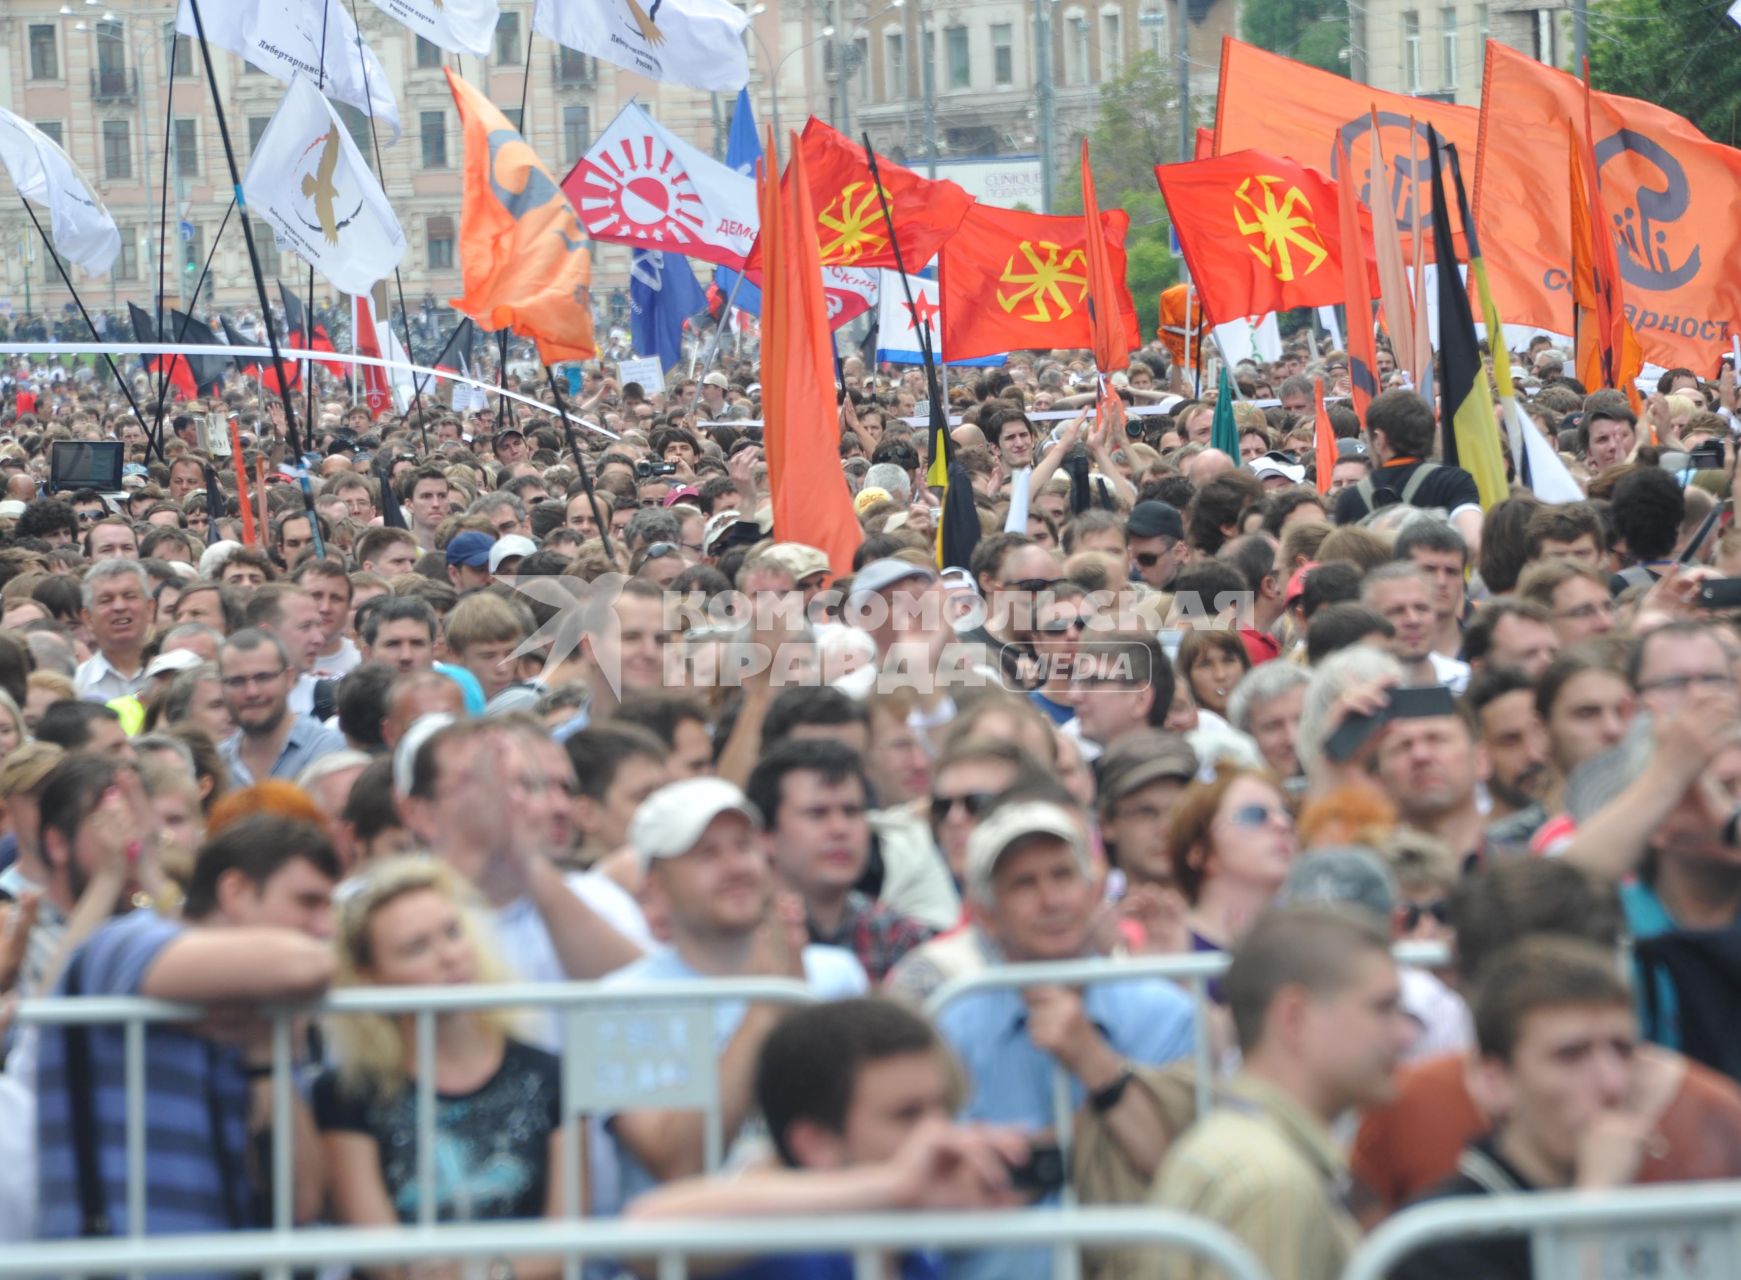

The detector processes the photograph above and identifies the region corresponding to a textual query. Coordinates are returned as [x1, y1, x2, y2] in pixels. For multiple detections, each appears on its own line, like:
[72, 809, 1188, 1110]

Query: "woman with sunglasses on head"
[313, 856, 576, 1280]
[1163, 763, 1298, 961]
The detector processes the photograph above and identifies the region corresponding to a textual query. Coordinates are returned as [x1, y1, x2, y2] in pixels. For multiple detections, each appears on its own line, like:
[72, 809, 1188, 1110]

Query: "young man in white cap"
[600, 777, 868, 1214]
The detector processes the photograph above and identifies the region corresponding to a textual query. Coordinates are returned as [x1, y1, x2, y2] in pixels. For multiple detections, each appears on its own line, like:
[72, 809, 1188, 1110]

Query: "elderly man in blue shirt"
[933, 791, 1196, 1280]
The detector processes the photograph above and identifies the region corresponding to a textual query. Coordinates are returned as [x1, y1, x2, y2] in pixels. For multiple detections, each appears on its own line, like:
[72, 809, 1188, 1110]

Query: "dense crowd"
[1, 322, 1740, 1280]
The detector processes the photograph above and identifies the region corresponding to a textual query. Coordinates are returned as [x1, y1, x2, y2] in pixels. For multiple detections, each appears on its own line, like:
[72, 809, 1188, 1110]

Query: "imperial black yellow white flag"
[532, 0, 750, 93]
[242, 74, 405, 297]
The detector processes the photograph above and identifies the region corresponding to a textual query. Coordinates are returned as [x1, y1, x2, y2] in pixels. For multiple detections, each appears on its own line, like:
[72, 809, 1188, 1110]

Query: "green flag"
[1210, 364, 1240, 463]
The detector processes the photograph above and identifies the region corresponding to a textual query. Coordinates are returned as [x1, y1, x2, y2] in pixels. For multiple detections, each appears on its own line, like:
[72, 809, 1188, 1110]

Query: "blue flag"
[715, 88, 763, 317]
[630, 250, 708, 372]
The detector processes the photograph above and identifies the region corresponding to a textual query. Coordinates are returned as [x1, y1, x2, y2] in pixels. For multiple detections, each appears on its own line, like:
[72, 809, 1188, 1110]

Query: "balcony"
[91, 67, 138, 102]
[552, 49, 596, 87]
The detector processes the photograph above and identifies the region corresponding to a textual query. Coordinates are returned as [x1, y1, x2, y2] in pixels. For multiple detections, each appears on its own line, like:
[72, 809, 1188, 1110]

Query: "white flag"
[370, 0, 500, 57]
[533, 0, 749, 93]
[176, 0, 401, 141]
[0, 108, 120, 276]
[1730, 0, 1741, 29]
[875, 272, 941, 364]
[242, 75, 405, 295]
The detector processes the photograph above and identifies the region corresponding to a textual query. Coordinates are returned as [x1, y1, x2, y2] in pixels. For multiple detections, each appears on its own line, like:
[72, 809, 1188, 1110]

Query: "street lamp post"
[1034, 0, 1055, 212]
[920, 4, 936, 177]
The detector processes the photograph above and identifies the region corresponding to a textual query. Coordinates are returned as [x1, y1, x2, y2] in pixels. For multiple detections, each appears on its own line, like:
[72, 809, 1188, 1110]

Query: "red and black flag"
[222, 314, 300, 396]
[278, 281, 344, 377]
[166, 309, 229, 395]
[129, 302, 195, 398]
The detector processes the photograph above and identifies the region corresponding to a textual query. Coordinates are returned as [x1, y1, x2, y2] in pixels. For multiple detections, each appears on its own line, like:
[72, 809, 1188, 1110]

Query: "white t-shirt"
[309, 637, 361, 682]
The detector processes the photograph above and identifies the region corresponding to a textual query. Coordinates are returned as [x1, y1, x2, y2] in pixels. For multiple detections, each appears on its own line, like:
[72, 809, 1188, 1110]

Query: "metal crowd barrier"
[1341, 1179, 1741, 1280]
[15, 976, 819, 1280]
[0, 1207, 1272, 1280]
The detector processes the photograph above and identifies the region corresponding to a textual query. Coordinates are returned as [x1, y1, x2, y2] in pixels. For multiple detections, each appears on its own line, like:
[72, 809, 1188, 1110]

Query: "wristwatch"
[1089, 1065, 1135, 1114]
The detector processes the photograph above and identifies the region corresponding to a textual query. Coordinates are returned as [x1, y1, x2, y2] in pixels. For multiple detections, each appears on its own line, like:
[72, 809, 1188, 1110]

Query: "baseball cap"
[1095, 732, 1200, 811]
[763, 541, 830, 583]
[145, 648, 205, 680]
[1251, 451, 1306, 484]
[702, 509, 742, 555]
[662, 485, 701, 508]
[488, 534, 537, 574]
[964, 801, 1090, 905]
[1336, 437, 1370, 460]
[1284, 561, 1320, 607]
[1126, 500, 1185, 541]
[702, 371, 730, 390]
[631, 778, 763, 869]
[445, 530, 495, 568]
[846, 557, 935, 606]
[0, 499, 26, 519]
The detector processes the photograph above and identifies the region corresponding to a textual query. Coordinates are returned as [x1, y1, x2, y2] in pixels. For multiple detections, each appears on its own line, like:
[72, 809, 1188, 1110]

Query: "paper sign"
[619, 356, 665, 397]
[203, 413, 233, 458]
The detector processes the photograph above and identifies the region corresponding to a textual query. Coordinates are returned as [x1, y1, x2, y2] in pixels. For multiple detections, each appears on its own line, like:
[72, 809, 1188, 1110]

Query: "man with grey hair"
[1361, 561, 1469, 691]
[468, 492, 530, 540]
[1226, 661, 1312, 779]
[74, 559, 156, 702]
[622, 507, 681, 554]
[217, 628, 346, 784]
[1297, 644, 1405, 782]
[863, 461, 911, 507]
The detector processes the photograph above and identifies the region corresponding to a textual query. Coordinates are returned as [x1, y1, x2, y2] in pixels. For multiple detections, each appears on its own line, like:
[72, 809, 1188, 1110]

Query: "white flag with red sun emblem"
[564, 101, 758, 270]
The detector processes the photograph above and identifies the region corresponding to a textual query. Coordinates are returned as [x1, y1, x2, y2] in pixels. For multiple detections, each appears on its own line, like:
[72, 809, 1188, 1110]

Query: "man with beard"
[216, 629, 346, 785]
[1468, 668, 1549, 825]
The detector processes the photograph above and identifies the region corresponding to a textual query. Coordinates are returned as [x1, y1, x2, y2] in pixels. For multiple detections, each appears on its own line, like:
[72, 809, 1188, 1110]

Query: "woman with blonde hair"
[312, 857, 574, 1271]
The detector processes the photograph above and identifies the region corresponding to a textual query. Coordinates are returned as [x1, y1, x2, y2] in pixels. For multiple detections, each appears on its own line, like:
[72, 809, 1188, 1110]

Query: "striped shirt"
[36, 910, 254, 1264]
[1148, 1074, 1360, 1280]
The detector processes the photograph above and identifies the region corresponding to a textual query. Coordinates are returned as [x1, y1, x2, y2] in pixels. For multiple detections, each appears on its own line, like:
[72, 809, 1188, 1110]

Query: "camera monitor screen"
[50, 441, 124, 493]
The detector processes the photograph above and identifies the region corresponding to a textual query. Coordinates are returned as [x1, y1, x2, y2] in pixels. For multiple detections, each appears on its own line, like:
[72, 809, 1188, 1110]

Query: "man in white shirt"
[1361, 563, 1471, 694]
[293, 559, 361, 681]
[74, 560, 155, 703]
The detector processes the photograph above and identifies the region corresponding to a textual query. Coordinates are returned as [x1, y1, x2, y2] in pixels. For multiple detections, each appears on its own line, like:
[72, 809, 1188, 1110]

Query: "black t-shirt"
[1333, 460, 1482, 523]
[312, 1038, 562, 1224]
[1388, 1141, 1534, 1280]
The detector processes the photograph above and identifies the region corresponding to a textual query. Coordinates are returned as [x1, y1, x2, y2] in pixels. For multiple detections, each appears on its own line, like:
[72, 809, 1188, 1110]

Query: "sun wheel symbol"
[995, 241, 1088, 322]
[1233, 175, 1328, 281]
[817, 182, 892, 264]
[574, 139, 706, 247]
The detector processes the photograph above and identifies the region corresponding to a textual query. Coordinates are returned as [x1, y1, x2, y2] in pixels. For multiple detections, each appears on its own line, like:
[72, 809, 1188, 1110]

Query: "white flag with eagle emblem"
[242, 74, 405, 296]
[532, 0, 749, 93]
[176, 0, 401, 141]
[0, 107, 120, 275]
[369, 0, 500, 57]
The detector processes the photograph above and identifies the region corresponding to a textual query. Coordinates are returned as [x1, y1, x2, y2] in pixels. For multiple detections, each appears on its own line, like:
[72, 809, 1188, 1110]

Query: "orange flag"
[1214, 37, 1477, 262]
[759, 132, 862, 578]
[1155, 149, 1375, 325]
[1366, 112, 1416, 384]
[1476, 41, 1741, 368]
[939, 203, 1137, 362]
[1079, 141, 1128, 372]
[1570, 128, 1645, 409]
[1313, 377, 1336, 495]
[446, 69, 595, 364]
[1335, 134, 1378, 421]
[744, 119, 973, 273]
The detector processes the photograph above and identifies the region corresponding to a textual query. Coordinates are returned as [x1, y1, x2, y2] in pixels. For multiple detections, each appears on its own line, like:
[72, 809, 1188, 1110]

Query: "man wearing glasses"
[1126, 500, 1188, 590]
[216, 628, 346, 785]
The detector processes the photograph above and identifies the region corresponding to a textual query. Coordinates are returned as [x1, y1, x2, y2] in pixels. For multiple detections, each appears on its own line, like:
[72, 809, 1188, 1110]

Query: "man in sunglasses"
[1127, 500, 1188, 590]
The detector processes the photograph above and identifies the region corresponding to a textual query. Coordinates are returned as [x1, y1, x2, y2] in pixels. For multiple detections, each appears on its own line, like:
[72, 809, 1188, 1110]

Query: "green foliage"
[1587, 0, 1741, 146]
[1240, 0, 1350, 75]
[1062, 52, 1182, 339]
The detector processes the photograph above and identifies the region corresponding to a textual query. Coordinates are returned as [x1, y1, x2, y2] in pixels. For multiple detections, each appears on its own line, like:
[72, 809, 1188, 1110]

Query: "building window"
[1102, 11, 1123, 76]
[427, 216, 456, 270]
[421, 110, 448, 168]
[95, 21, 130, 98]
[35, 121, 62, 148]
[115, 231, 138, 282]
[853, 36, 871, 97]
[101, 119, 131, 180]
[944, 26, 969, 90]
[1139, 8, 1167, 56]
[496, 10, 523, 64]
[1404, 12, 1421, 92]
[1533, 9, 1555, 64]
[563, 104, 590, 164]
[558, 46, 594, 84]
[991, 23, 1014, 85]
[28, 25, 58, 81]
[164, 24, 193, 78]
[1067, 15, 1090, 86]
[1440, 7, 1458, 89]
[884, 30, 904, 98]
[336, 103, 372, 157]
[416, 35, 443, 69]
[173, 118, 199, 178]
[248, 116, 270, 155]
[1478, 3, 1490, 44]
[257, 233, 280, 278]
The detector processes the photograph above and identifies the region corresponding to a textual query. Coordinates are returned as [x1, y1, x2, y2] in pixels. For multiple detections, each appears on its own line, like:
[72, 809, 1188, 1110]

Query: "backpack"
[1355, 461, 1443, 515]
[1635, 925, 1741, 1084]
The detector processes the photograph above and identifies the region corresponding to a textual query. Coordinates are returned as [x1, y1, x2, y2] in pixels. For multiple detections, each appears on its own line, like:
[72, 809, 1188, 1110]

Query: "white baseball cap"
[631, 778, 763, 869]
[963, 801, 1090, 906]
[488, 534, 538, 574]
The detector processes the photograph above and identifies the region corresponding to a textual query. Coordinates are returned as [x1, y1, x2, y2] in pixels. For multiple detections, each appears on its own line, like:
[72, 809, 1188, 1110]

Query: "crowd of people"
[0, 322, 1739, 1280]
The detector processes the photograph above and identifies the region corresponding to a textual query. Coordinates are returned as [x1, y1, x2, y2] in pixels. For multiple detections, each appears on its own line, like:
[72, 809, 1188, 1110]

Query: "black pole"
[157, 197, 234, 428]
[302, 2, 334, 453]
[860, 134, 946, 454]
[184, 0, 304, 457]
[153, 30, 179, 452]
[495, 329, 516, 432]
[545, 366, 614, 560]
[22, 202, 151, 444]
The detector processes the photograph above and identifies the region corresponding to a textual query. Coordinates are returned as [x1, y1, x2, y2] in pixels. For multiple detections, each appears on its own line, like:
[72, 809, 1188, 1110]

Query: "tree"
[1058, 53, 1183, 341]
[1588, 0, 1741, 146]
[1240, 0, 1350, 76]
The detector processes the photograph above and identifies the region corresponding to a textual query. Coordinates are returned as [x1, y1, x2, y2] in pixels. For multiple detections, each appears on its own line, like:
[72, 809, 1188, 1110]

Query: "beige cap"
[964, 800, 1090, 906]
[631, 777, 763, 869]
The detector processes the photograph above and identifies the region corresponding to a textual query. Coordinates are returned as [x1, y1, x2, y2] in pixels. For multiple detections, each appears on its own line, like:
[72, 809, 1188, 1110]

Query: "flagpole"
[544, 365, 615, 561]
[153, 29, 180, 454]
[699, 271, 748, 381]
[342, 0, 430, 432]
[157, 198, 235, 429]
[184, 0, 306, 458]
[21, 201, 149, 439]
[303, 1, 333, 455]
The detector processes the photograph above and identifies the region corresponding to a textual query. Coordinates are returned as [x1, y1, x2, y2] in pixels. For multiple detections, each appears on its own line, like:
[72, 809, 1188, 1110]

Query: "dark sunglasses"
[1402, 899, 1451, 930]
[1038, 616, 1088, 634]
[1005, 577, 1061, 593]
[1225, 803, 1288, 829]
[929, 791, 995, 824]
[1134, 551, 1163, 568]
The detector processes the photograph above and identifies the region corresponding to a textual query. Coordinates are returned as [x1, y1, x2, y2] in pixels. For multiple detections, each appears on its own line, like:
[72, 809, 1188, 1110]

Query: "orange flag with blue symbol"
[743, 118, 973, 273]
[446, 69, 596, 363]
